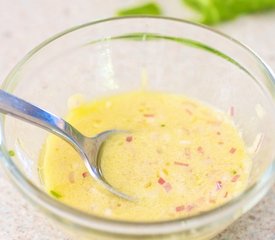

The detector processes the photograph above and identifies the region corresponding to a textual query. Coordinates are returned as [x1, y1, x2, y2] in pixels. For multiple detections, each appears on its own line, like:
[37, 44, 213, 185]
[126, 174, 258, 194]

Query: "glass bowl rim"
[1, 16, 275, 235]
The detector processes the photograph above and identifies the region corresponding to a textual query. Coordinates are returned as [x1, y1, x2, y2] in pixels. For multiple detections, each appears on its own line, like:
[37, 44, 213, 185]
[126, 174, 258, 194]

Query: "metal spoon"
[0, 89, 132, 200]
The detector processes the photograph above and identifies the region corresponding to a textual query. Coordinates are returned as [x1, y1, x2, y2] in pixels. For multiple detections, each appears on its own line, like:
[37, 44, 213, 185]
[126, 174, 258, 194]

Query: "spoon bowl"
[0, 89, 131, 200]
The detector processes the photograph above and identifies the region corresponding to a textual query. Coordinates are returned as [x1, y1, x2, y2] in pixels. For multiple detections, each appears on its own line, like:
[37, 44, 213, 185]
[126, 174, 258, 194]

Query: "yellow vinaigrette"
[41, 91, 251, 221]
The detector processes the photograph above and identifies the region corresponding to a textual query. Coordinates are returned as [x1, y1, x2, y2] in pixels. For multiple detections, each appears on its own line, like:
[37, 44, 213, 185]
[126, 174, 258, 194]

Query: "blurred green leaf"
[116, 0, 275, 25]
[117, 2, 162, 16]
[182, 0, 275, 24]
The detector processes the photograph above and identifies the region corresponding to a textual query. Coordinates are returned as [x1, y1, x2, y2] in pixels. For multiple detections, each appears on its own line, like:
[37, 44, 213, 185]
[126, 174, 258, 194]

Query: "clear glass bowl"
[1, 17, 275, 240]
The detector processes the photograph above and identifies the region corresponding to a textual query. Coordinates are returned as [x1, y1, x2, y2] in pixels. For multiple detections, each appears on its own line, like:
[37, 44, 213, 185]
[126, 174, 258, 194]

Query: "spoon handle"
[0, 89, 84, 146]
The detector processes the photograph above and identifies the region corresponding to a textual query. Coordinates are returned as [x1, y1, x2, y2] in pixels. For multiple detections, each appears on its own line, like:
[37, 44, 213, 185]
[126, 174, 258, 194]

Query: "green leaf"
[182, 0, 275, 25]
[50, 190, 62, 199]
[117, 2, 162, 16]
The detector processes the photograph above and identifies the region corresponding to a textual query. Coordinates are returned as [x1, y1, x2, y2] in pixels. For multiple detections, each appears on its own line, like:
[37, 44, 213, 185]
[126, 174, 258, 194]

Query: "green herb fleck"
[161, 124, 166, 127]
[117, 2, 162, 16]
[8, 150, 15, 157]
[50, 190, 62, 199]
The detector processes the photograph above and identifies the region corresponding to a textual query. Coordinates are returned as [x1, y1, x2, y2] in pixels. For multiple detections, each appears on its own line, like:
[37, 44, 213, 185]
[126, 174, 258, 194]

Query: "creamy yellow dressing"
[41, 91, 251, 221]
